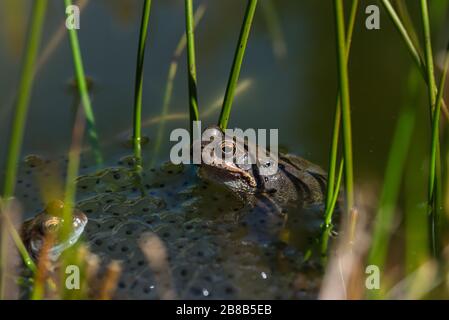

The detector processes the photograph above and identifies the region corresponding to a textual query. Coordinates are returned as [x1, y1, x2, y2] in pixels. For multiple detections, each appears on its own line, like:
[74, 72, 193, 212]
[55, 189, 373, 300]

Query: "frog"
[20, 200, 88, 261]
[197, 126, 327, 211]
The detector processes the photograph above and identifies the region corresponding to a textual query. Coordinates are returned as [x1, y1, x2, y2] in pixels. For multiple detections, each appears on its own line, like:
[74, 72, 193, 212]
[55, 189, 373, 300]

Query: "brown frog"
[20, 200, 88, 261]
[197, 126, 327, 211]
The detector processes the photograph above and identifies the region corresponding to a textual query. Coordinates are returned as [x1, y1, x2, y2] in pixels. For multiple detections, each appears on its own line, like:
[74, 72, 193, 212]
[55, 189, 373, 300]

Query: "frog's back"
[278, 153, 327, 204]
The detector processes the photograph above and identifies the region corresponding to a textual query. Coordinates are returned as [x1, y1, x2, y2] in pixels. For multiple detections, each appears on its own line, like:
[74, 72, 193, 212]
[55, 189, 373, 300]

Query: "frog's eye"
[43, 217, 62, 234]
[221, 141, 235, 157]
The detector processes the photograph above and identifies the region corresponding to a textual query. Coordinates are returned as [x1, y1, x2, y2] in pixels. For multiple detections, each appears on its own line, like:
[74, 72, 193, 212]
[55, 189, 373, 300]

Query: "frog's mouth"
[198, 163, 257, 192]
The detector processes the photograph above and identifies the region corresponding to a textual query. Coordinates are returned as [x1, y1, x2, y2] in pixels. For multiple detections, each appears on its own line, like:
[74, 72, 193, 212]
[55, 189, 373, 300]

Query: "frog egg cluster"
[15, 155, 323, 299]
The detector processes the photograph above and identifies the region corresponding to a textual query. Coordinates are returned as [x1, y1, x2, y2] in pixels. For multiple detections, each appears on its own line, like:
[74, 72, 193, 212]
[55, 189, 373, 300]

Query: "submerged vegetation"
[2, 0, 449, 300]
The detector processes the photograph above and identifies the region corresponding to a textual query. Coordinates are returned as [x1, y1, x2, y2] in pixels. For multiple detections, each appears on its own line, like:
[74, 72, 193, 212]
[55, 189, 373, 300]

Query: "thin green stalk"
[396, 0, 423, 60]
[3, 0, 47, 200]
[325, 0, 358, 217]
[151, 4, 207, 166]
[321, 0, 358, 260]
[333, 0, 354, 215]
[381, 0, 449, 121]
[381, 0, 425, 75]
[185, 0, 200, 136]
[64, 0, 102, 165]
[132, 0, 152, 169]
[0, 0, 46, 299]
[218, 0, 258, 129]
[59, 104, 86, 298]
[420, 0, 437, 111]
[321, 159, 343, 260]
[428, 44, 449, 256]
[420, 0, 440, 256]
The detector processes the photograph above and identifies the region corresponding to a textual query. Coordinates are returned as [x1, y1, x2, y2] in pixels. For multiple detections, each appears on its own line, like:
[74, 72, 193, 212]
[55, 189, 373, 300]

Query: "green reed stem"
[321, 0, 358, 260]
[333, 0, 354, 215]
[420, 0, 440, 256]
[321, 159, 344, 260]
[64, 0, 102, 165]
[151, 4, 207, 167]
[381, 0, 449, 122]
[325, 0, 358, 219]
[133, 0, 152, 169]
[428, 46, 449, 256]
[0, 1, 45, 299]
[59, 104, 86, 298]
[3, 0, 47, 200]
[219, 0, 258, 129]
[185, 0, 200, 135]
[381, 0, 425, 75]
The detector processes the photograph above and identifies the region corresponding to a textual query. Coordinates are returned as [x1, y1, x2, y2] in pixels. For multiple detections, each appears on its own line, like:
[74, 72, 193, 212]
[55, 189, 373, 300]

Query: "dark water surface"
[0, 0, 431, 180]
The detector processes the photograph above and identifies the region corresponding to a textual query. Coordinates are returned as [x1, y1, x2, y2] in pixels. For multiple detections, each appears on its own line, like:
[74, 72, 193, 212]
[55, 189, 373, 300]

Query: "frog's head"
[197, 126, 277, 194]
[22, 200, 88, 261]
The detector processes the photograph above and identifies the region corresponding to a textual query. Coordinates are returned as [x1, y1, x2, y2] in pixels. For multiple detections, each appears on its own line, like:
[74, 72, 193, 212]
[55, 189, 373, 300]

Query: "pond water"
[0, 0, 433, 181]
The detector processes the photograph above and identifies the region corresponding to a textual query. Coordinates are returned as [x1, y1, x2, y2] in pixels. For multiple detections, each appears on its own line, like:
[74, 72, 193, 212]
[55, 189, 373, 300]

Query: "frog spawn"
[15, 155, 323, 299]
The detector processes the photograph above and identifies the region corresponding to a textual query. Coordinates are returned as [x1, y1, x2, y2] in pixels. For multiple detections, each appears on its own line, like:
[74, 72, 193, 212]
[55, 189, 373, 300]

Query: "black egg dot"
[113, 173, 121, 180]
[126, 230, 132, 235]
[137, 260, 145, 266]
[190, 287, 202, 296]
[95, 239, 102, 246]
[142, 208, 149, 212]
[224, 286, 235, 295]
[121, 246, 129, 252]
[162, 232, 170, 238]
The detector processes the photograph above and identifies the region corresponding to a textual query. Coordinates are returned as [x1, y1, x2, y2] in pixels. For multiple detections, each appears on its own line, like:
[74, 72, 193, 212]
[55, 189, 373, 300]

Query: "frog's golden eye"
[43, 217, 62, 234]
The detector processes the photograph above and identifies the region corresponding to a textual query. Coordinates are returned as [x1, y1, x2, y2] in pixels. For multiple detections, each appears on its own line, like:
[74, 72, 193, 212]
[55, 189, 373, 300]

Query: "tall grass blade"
[333, 0, 354, 216]
[381, 0, 449, 121]
[218, 0, 258, 129]
[64, 0, 102, 165]
[132, 0, 152, 169]
[420, 0, 440, 256]
[428, 41, 449, 256]
[151, 4, 207, 166]
[185, 0, 200, 136]
[321, 0, 358, 262]
[1, 0, 46, 298]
